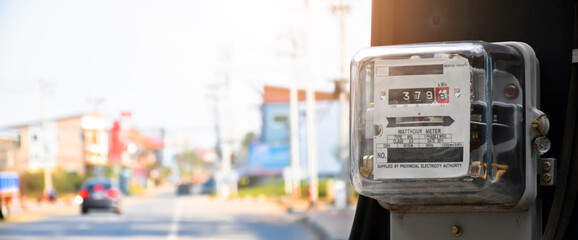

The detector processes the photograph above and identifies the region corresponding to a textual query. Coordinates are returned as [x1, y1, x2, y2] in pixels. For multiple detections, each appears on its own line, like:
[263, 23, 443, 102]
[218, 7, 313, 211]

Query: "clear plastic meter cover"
[350, 41, 537, 211]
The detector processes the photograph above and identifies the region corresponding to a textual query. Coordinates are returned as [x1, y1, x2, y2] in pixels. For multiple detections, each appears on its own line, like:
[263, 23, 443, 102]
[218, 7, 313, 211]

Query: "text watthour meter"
[350, 41, 550, 212]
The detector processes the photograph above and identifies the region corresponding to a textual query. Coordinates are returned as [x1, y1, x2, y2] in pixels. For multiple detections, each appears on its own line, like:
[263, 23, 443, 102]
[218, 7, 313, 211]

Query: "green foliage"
[176, 149, 205, 177]
[161, 167, 172, 179]
[181, 150, 202, 166]
[237, 179, 329, 199]
[238, 177, 251, 187]
[85, 165, 115, 178]
[19, 171, 44, 199]
[104, 166, 115, 178]
[319, 180, 328, 197]
[51, 168, 85, 195]
[300, 179, 328, 198]
[237, 180, 285, 198]
[19, 168, 86, 199]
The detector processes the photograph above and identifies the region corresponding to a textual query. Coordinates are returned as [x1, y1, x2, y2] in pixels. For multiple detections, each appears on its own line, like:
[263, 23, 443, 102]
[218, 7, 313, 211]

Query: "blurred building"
[1, 111, 166, 193]
[58, 116, 86, 174]
[1, 113, 109, 175]
[244, 85, 341, 177]
[111, 122, 163, 189]
[0, 132, 18, 171]
[81, 114, 109, 169]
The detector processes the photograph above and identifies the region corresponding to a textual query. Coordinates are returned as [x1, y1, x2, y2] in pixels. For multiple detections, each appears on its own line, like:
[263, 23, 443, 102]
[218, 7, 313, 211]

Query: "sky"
[0, 0, 371, 149]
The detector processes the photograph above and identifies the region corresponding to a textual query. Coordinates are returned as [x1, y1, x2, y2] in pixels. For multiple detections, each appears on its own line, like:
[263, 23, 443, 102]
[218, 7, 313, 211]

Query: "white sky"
[0, 0, 371, 148]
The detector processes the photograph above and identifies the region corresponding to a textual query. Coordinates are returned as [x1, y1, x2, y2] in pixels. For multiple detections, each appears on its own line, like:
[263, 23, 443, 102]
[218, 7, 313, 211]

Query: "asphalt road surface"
[0, 190, 319, 240]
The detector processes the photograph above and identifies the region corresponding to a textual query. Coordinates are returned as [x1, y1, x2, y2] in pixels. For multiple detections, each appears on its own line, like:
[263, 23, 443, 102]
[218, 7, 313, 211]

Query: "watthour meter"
[350, 41, 550, 211]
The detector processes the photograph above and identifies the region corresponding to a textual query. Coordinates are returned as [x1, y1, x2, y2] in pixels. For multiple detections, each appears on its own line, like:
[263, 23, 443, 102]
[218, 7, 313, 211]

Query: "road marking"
[167, 198, 182, 240]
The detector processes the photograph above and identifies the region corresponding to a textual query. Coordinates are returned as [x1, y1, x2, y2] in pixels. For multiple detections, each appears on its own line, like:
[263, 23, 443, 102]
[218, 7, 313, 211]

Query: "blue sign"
[248, 142, 290, 169]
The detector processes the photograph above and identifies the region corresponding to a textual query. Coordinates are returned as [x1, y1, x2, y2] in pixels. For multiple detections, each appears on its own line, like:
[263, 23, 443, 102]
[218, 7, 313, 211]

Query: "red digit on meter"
[436, 87, 449, 103]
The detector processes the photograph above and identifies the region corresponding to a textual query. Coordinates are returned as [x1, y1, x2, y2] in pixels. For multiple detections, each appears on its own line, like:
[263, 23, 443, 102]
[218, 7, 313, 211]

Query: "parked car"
[201, 177, 216, 195]
[79, 178, 122, 215]
[176, 183, 192, 195]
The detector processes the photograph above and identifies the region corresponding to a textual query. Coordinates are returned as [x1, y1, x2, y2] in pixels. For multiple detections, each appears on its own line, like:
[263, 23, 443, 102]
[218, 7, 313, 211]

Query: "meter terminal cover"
[350, 41, 543, 211]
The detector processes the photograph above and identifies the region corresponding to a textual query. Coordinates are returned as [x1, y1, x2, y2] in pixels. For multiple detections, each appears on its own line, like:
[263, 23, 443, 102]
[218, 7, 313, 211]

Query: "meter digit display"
[436, 87, 449, 103]
[389, 88, 436, 104]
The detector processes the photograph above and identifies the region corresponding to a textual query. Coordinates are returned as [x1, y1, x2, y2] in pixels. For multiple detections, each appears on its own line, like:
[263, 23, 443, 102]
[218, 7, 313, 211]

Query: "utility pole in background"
[331, 0, 351, 207]
[211, 50, 236, 199]
[305, 0, 319, 204]
[39, 80, 54, 198]
[210, 82, 232, 199]
[289, 34, 302, 198]
[209, 85, 222, 166]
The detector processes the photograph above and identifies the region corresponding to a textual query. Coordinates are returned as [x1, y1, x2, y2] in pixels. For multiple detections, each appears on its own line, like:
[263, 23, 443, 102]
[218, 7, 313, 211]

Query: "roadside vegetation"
[19, 168, 85, 201]
[237, 178, 329, 199]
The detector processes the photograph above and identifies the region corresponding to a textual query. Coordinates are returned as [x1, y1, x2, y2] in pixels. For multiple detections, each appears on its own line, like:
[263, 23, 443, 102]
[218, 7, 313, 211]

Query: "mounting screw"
[504, 84, 519, 99]
[531, 120, 541, 129]
[375, 125, 382, 136]
[543, 161, 552, 171]
[543, 173, 553, 183]
[451, 225, 463, 237]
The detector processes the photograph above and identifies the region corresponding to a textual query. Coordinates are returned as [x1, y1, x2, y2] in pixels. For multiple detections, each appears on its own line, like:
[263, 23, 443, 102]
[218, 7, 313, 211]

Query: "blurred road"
[0, 189, 320, 240]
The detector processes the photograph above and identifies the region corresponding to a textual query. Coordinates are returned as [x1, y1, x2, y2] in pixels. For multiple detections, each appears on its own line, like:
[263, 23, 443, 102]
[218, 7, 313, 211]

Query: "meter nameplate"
[372, 57, 470, 179]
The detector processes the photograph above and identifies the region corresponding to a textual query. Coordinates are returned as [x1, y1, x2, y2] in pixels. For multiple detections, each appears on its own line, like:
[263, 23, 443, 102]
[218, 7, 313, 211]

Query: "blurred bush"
[52, 168, 85, 195]
[19, 171, 44, 200]
[85, 165, 115, 178]
[237, 180, 285, 198]
[300, 179, 328, 198]
[19, 168, 85, 200]
[237, 178, 330, 199]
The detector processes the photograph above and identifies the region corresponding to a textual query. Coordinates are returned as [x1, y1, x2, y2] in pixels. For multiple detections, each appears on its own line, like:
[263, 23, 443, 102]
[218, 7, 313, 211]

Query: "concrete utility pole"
[39, 80, 53, 197]
[289, 34, 301, 198]
[209, 85, 222, 164]
[212, 50, 235, 199]
[332, 0, 351, 206]
[305, 0, 318, 204]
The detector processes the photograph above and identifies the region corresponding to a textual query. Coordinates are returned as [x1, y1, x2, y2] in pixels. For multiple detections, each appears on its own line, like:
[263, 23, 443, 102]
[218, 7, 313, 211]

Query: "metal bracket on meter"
[531, 112, 551, 155]
[539, 158, 556, 186]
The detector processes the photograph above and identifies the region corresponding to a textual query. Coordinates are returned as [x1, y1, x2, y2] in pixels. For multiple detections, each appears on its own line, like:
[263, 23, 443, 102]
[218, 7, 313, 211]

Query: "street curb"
[0, 192, 156, 224]
[279, 198, 337, 240]
[302, 215, 332, 240]
[1, 206, 78, 224]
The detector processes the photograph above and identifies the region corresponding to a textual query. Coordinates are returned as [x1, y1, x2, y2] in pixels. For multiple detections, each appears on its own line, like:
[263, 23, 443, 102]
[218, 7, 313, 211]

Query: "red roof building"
[262, 85, 338, 103]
